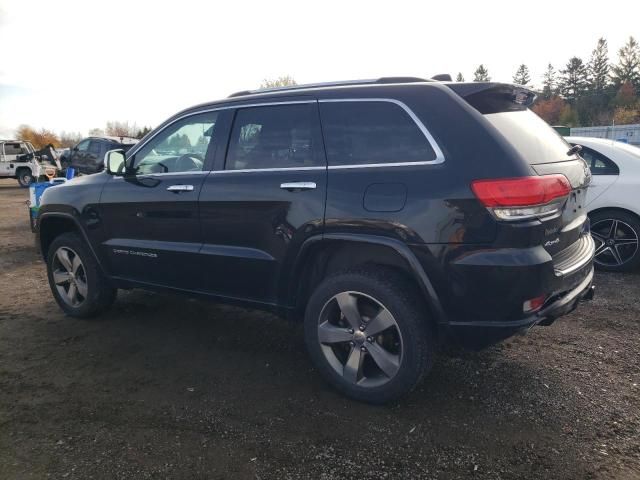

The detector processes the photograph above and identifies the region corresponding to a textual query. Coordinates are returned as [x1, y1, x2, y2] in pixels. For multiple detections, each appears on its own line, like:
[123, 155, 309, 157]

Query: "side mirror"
[72, 146, 79, 151]
[105, 149, 126, 175]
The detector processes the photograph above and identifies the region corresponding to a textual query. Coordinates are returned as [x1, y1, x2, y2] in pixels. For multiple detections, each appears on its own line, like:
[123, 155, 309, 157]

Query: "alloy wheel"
[52, 247, 88, 307]
[591, 219, 639, 267]
[317, 291, 403, 388]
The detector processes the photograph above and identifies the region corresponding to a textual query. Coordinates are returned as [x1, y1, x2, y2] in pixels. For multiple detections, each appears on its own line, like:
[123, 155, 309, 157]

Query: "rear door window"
[484, 110, 575, 164]
[225, 103, 323, 170]
[576, 145, 619, 175]
[319, 101, 436, 167]
[88, 141, 102, 155]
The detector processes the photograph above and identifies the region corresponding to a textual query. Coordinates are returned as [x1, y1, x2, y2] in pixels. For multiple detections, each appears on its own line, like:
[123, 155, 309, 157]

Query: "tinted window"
[226, 103, 321, 170]
[133, 112, 218, 174]
[484, 110, 574, 164]
[576, 145, 619, 175]
[319, 101, 436, 166]
[88, 141, 102, 155]
[76, 140, 90, 152]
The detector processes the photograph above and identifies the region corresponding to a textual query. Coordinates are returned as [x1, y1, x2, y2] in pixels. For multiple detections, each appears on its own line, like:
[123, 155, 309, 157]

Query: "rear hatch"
[449, 83, 592, 261]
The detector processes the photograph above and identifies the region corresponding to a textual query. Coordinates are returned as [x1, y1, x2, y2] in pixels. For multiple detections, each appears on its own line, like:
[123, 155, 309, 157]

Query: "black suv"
[61, 136, 138, 175]
[37, 78, 595, 403]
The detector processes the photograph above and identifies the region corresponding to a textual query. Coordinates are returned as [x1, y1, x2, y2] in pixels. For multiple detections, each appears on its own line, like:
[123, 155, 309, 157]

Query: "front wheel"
[304, 267, 434, 404]
[16, 169, 35, 187]
[46, 232, 117, 317]
[590, 210, 640, 272]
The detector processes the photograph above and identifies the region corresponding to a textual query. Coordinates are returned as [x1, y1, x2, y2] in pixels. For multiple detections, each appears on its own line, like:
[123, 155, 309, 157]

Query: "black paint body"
[38, 81, 594, 349]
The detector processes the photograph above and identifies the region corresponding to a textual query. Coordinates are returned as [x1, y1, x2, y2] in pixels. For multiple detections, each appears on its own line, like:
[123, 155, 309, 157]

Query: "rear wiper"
[567, 144, 582, 156]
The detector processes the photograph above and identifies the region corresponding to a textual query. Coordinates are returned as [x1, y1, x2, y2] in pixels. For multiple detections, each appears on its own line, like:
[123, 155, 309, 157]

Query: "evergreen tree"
[559, 57, 589, 100]
[512, 64, 531, 85]
[541, 63, 557, 99]
[473, 64, 490, 82]
[455, 72, 464, 82]
[611, 36, 640, 90]
[587, 37, 610, 94]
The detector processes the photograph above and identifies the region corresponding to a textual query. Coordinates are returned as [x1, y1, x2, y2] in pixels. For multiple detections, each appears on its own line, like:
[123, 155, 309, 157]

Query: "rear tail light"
[471, 175, 571, 221]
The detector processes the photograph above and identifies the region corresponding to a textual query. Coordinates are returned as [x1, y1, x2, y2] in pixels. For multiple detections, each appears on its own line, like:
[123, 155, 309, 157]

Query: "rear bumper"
[447, 266, 594, 349]
[410, 233, 595, 350]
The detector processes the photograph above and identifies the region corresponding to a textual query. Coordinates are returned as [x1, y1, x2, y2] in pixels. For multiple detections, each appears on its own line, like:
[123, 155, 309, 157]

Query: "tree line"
[16, 122, 152, 149]
[15, 39, 640, 151]
[457, 36, 640, 127]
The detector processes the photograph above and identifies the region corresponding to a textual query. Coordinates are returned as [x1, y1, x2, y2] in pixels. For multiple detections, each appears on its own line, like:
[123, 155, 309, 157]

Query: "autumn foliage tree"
[15, 125, 61, 149]
[532, 96, 566, 125]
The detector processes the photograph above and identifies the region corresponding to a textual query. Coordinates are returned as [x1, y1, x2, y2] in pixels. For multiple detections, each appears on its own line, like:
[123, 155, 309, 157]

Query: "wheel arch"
[38, 213, 105, 272]
[588, 206, 640, 222]
[286, 233, 447, 325]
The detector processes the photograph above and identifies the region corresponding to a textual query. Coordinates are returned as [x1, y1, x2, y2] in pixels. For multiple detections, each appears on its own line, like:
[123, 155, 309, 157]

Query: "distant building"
[570, 124, 640, 145]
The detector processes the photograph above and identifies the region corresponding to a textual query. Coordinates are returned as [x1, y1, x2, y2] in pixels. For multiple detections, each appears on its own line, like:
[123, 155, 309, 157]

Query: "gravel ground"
[0, 178, 638, 479]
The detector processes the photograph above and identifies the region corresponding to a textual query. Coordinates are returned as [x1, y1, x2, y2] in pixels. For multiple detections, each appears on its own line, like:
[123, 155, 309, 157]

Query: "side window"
[319, 101, 437, 166]
[132, 112, 218, 175]
[88, 141, 102, 155]
[19, 143, 30, 154]
[225, 103, 322, 170]
[76, 140, 90, 152]
[578, 145, 620, 175]
[3, 143, 23, 155]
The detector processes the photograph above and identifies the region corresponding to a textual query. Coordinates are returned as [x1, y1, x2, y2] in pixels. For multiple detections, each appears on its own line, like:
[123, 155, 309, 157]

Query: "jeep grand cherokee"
[37, 77, 595, 403]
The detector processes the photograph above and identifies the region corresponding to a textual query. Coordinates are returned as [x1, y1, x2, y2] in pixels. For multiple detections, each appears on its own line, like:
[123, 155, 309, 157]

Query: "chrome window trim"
[124, 97, 445, 176]
[318, 98, 445, 167]
[110, 170, 210, 180]
[126, 100, 317, 160]
[215, 166, 325, 174]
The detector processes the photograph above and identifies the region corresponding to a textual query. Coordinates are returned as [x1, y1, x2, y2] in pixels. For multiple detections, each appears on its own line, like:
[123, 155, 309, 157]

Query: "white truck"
[0, 140, 58, 187]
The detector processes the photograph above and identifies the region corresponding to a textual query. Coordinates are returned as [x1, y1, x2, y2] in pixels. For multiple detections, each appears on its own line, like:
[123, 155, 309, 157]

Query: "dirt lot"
[0, 178, 638, 480]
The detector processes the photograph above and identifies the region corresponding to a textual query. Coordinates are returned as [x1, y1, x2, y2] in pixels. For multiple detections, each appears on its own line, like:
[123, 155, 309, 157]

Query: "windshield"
[484, 110, 576, 164]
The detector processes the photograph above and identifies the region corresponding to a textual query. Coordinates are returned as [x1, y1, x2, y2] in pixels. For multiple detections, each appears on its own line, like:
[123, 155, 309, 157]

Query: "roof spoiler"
[445, 83, 537, 114]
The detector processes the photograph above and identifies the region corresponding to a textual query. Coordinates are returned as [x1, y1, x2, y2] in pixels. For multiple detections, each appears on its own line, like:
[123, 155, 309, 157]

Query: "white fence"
[570, 124, 640, 145]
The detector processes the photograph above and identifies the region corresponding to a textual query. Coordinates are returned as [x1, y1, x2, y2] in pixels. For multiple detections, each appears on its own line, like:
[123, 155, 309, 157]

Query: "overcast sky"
[0, 0, 638, 137]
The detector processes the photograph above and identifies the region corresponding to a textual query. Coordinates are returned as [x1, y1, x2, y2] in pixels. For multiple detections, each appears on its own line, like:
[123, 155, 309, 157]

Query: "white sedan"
[566, 137, 640, 272]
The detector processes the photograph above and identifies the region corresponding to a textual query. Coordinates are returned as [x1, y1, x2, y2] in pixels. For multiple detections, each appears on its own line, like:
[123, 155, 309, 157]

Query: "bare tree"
[105, 121, 138, 137]
[260, 76, 297, 89]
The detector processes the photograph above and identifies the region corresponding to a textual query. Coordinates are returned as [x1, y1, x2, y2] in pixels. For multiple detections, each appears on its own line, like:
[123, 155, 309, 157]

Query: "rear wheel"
[46, 232, 117, 317]
[16, 169, 34, 187]
[304, 267, 434, 404]
[590, 210, 640, 272]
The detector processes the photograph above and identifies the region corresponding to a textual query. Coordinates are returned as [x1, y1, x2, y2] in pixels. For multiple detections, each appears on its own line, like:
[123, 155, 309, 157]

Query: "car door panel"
[198, 100, 327, 304]
[199, 169, 326, 302]
[99, 173, 207, 289]
[98, 110, 226, 291]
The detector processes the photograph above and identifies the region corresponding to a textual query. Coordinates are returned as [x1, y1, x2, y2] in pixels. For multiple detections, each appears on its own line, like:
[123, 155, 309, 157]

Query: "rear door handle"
[280, 182, 317, 191]
[167, 184, 194, 192]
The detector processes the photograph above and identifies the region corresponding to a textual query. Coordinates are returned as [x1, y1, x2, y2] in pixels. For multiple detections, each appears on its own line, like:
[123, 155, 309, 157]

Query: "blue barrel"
[66, 167, 76, 180]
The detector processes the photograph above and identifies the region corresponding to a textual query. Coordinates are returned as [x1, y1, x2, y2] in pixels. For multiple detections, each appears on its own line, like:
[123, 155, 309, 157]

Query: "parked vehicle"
[0, 140, 48, 187]
[60, 136, 138, 175]
[37, 78, 595, 403]
[566, 136, 640, 271]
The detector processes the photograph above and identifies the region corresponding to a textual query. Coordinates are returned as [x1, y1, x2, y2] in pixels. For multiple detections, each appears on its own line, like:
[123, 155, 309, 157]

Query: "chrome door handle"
[167, 184, 194, 192]
[280, 182, 317, 191]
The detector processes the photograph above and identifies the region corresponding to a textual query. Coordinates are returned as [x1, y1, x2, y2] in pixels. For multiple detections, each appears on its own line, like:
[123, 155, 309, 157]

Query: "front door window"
[132, 112, 219, 175]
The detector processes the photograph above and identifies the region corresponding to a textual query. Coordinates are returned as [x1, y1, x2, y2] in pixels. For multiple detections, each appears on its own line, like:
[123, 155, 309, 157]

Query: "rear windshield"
[484, 110, 575, 164]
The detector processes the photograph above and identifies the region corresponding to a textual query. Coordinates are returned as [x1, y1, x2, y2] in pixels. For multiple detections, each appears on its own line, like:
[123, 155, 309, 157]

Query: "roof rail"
[228, 76, 430, 98]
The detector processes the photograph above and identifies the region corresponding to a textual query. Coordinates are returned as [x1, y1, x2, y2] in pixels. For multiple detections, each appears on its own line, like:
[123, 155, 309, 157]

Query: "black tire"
[590, 210, 640, 272]
[304, 266, 434, 404]
[46, 232, 117, 317]
[16, 169, 34, 188]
